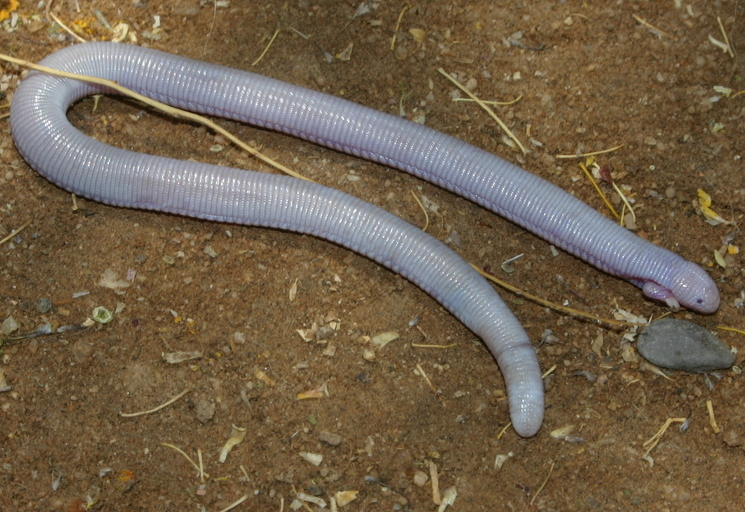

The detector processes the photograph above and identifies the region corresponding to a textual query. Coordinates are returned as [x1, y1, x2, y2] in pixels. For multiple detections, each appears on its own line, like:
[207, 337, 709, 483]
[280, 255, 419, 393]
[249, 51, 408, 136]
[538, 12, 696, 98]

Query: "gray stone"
[318, 430, 342, 446]
[194, 398, 216, 423]
[637, 318, 734, 373]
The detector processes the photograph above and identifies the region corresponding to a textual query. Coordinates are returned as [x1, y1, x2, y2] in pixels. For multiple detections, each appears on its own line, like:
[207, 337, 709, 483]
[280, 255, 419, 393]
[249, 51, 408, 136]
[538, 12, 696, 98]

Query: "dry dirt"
[1, 1, 744, 511]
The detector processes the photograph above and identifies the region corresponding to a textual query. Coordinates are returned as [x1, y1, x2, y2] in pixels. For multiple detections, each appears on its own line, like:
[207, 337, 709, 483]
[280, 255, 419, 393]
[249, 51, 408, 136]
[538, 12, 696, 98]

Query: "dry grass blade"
[631, 14, 676, 39]
[218, 495, 249, 512]
[120, 388, 191, 417]
[579, 162, 620, 219]
[707, 400, 720, 433]
[410, 191, 429, 231]
[416, 363, 437, 393]
[390, 4, 412, 51]
[642, 417, 687, 456]
[0, 220, 31, 246]
[497, 423, 511, 439]
[427, 460, 441, 505]
[162, 443, 210, 479]
[411, 342, 457, 349]
[453, 94, 523, 106]
[0, 52, 311, 182]
[555, 144, 624, 159]
[438, 68, 526, 154]
[718, 326, 745, 336]
[612, 181, 636, 226]
[470, 264, 636, 327]
[716, 16, 735, 58]
[541, 364, 557, 379]
[530, 461, 555, 506]
[49, 12, 87, 43]
[252, 28, 281, 66]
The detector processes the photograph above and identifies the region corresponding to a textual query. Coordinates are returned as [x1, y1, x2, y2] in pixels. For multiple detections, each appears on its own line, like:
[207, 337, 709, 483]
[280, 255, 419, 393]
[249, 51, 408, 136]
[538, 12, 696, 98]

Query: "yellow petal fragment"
[714, 249, 727, 269]
[697, 189, 732, 225]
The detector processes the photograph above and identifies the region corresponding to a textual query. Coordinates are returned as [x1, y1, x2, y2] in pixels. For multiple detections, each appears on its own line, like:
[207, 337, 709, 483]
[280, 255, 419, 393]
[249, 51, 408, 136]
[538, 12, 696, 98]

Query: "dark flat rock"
[637, 318, 734, 373]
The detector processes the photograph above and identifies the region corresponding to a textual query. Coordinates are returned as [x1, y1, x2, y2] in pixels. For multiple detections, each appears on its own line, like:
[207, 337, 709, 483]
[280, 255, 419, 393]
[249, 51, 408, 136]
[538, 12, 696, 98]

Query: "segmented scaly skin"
[10, 43, 719, 436]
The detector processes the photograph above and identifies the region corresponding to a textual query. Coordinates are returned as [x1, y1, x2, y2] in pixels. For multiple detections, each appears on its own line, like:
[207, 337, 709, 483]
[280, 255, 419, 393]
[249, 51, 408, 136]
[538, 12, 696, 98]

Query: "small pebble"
[306, 485, 325, 496]
[413, 470, 429, 487]
[637, 318, 734, 372]
[318, 431, 342, 446]
[194, 398, 216, 423]
[35, 298, 53, 314]
[1, 316, 19, 335]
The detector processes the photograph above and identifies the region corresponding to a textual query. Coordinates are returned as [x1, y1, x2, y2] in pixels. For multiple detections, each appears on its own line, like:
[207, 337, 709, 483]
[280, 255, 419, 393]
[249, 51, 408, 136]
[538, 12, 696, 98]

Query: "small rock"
[637, 319, 734, 372]
[194, 398, 216, 423]
[274, 470, 294, 484]
[318, 431, 342, 446]
[722, 430, 741, 448]
[35, 298, 53, 314]
[1, 316, 19, 335]
[306, 485, 325, 496]
[413, 470, 429, 487]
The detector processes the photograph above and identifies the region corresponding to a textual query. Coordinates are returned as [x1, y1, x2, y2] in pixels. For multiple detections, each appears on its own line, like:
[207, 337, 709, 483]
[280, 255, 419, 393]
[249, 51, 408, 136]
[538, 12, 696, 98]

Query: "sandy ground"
[1, 1, 744, 510]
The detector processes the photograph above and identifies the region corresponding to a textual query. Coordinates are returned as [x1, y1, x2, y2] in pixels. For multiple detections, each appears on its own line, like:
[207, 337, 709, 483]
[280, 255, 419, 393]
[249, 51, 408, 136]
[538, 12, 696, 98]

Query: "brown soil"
[1, 1, 744, 511]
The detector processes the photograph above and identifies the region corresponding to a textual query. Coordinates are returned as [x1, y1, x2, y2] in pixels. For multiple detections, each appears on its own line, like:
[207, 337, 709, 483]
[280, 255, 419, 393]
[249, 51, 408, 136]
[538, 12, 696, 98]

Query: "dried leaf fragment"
[708, 34, 730, 53]
[494, 452, 513, 471]
[98, 269, 130, 290]
[297, 325, 316, 342]
[409, 28, 426, 42]
[297, 492, 327, 507]
[334, 490, 359, 507]
[550, 424, 575, 439]
[299, 452, 323, 466]
[163, 351, 203, 364]
[437, 487, 457, 512]
[370, 331, 399, 349]
[713, 85, 733, 97]
[255, 369, 276, 387]
[714, 249, 727, 269]
[297, 381, 329, 400]
[337, 42, 354, 61]
[219, 424, 247, 463]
